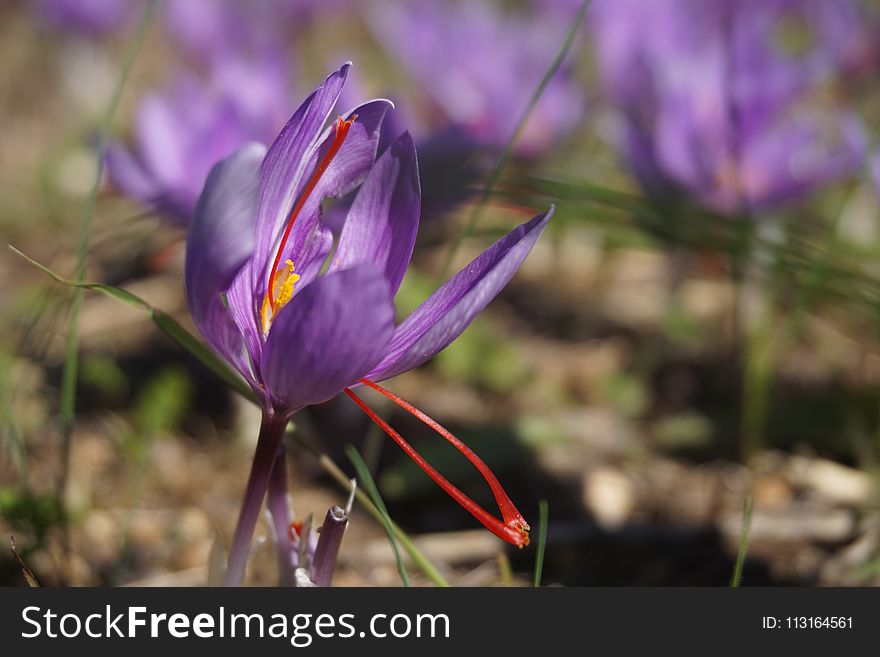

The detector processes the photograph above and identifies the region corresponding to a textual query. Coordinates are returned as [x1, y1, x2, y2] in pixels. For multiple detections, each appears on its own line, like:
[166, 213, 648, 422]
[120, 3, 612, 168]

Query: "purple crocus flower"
[161, 0, 295, 64]
[367, 0, 586, 156]
[161, 0, 358, 65]
[106, 54, 290, 224]
[186, 64, 549, 584]
[29, 0, 137, 37]
[592, 0, 866, 215]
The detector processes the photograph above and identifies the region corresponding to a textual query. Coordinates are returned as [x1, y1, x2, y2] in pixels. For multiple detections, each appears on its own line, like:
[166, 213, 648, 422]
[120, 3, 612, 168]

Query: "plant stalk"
[266, 443, 296, 586]
[224, 411, 289, 586]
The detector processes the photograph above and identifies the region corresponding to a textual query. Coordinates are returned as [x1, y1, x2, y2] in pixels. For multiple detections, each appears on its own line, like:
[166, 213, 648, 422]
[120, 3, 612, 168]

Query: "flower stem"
[224, 412, 289, 586]
[266, 443, 296, 586]
[311, 506, 349, 587]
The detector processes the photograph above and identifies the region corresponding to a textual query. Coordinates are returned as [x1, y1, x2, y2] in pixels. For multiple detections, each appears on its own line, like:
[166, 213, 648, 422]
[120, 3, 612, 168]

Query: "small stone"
[583, 467, 636, 530]
[788, 456, 873, 506]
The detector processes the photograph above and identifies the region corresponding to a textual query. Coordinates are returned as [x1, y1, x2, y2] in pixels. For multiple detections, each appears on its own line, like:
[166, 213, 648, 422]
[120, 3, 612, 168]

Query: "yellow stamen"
[260, 259, 300, 336]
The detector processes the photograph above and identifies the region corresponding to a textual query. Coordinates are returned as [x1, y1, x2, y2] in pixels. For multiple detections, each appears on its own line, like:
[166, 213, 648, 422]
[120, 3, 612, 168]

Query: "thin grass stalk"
[438, 0, 590, 279]
[224, 412, 290, 586]
[292, 431, 449, 587]
[347, 445, 411, 587]
[730, 496, 754, 587]
[533, 499, 549, 587]
[266, 444, 296, 586]
[54, 0, 159, 582]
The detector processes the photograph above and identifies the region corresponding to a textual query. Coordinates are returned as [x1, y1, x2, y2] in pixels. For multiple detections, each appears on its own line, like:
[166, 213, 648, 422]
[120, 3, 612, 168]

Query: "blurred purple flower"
[29, 0, 137, 37]
[161, 0, 358, 64]
[368, 0, 586, 156]
[162, 0, 258, 62]
[592, 0, 867, 215]
[189, 64, 547, 583]
[106, 55, 291, 224]
[162, 0, 294, 64]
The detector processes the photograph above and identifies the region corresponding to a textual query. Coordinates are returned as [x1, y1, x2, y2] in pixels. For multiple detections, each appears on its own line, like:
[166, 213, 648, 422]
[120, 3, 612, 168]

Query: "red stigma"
[344, 379, 530, 548]
[266, 114, 357, 312]
[288, 520, 304, 542]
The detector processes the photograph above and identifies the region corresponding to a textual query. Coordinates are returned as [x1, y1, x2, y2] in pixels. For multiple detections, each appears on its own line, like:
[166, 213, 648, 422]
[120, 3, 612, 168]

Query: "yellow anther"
[261, 259, 300, 336]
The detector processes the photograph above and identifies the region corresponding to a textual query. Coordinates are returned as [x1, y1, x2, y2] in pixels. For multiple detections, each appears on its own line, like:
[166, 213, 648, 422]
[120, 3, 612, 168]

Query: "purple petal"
[368, 208, 553, 382]
[250, 64, 351, 290]
[294, 223, 335, 289]
[269, 98, 394, 275]
[238, 93, 391, 345]
[250, 93, 392, 295]
[105, 140, 173, 213]
[261, 265, 395, 411]
[330, 131, 420, 295]
[105, 142, 155, 200]
[185, 142, 266, 380]
[105, 141, 194, 225]
[739, 112, 864, 209]
[136, 93, 188, 190]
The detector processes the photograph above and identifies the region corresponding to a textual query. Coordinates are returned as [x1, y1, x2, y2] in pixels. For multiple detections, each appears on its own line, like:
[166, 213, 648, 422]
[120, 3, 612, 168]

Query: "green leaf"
[533, 499, 549, 587]
[346, 445, 411, 587]
[55, 4, 160, 554]
[730, 496, 754, 588]
[151, 310, 256, 403]
[10, 247, 257, 405]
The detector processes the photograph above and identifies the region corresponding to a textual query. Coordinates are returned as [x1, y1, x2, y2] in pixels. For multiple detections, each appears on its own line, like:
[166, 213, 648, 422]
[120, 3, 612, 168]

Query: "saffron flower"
[185, 64, 551, 584]
[591, 0, 866, 215]
[367, 0, 585, 156]
[107, 54, 291, 224]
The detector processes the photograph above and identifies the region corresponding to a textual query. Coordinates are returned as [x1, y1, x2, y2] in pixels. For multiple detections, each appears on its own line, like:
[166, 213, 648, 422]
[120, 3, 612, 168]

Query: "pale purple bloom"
[162, 0, 291, 64]
[106, 55, 291, 224]
[367, 0, 586, 156]
[29, 0, 137, 36]
[161, 0, 357, 64]
[185, 62, 551, 415]
[592, 0, 867, 214]
[162, 0, 258, 62]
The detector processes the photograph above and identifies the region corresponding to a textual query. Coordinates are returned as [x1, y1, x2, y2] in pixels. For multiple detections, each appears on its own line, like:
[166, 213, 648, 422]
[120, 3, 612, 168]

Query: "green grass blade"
[150, 310, 256, 403]
[291, 431, 448, 586]
[438, 0, 590, 279]
[730, 496, 754, 588]
[346, 446, 411, 587]
[11, 247, 149, 308]
[59, 0, 158, 440]
[12, 248, 256, 404]
[53, 1, 158, 568]
[533, 499, 549, 587]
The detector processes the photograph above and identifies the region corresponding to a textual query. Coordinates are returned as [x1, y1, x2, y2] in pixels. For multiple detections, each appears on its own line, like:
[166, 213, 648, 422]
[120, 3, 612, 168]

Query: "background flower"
[106, 54, 292, 223]
[591, 0, 868, 214]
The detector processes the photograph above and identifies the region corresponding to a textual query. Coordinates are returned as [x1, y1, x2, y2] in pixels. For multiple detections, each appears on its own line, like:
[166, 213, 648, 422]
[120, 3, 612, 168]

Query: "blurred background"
[1, 0, 880, 586]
